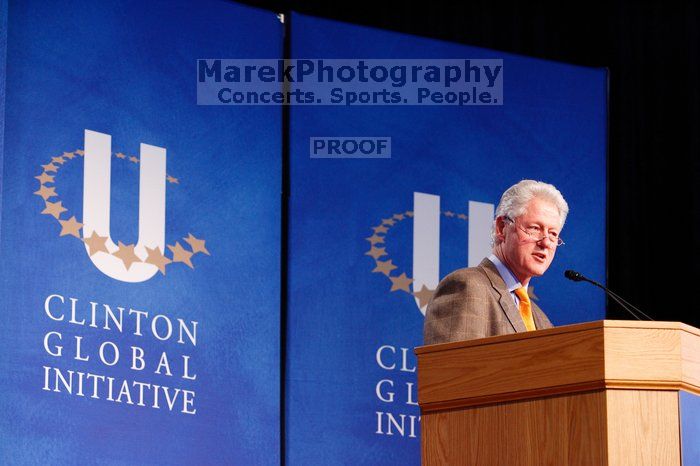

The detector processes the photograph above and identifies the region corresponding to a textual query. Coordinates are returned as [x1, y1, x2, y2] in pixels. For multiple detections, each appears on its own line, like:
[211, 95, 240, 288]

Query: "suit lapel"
[531, 301, 547, 329]
[479, 258, 528, 333]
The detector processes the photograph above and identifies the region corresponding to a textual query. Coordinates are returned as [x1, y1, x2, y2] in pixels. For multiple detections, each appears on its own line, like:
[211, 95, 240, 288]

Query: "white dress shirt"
[487, 254, 527, 307]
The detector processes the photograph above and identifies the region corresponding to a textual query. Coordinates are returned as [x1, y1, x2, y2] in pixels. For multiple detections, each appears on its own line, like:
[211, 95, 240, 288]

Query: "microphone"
[564, 270, 654, 321]
[564, 270, 585, 282]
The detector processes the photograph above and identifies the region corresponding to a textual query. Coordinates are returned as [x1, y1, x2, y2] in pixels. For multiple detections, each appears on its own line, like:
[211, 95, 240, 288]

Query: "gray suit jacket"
[424, 258, 553, 344]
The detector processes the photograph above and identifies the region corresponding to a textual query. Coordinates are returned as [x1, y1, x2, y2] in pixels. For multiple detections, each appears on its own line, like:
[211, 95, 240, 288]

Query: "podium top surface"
[416, 320, 700, 354]
[416, 320, 700, 411]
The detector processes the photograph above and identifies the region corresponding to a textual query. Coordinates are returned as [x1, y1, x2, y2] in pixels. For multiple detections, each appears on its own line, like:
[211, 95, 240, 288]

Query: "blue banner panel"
[681, 391, 700, 465]
[287, 13, 607, 465]
[0, 1, 281, 464]
[0, 0, 6, 228]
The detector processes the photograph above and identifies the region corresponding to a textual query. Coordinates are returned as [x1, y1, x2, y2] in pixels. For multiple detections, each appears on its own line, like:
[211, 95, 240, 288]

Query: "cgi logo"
[34, 130, 210, 283]
[82, 130, 167, 282]
[365, 193, 494, 315]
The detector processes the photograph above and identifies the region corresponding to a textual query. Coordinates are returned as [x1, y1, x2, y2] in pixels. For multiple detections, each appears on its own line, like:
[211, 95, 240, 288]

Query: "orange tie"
[514, 287, 536, 331]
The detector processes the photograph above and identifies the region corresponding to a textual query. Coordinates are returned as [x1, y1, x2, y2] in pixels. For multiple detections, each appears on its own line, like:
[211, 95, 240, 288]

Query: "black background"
[243, 0, 700, 327]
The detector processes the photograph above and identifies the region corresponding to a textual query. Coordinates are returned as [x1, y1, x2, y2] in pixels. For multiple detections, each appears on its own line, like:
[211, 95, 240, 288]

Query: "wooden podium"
[416, 320, 700, 465]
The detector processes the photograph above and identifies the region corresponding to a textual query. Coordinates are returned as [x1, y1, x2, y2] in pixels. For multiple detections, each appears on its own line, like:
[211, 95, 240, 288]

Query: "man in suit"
[424, 180, 568, 344]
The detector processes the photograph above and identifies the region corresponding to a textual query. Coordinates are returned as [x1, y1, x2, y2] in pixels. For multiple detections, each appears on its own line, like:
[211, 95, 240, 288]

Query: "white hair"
[491, 180, 569, 245]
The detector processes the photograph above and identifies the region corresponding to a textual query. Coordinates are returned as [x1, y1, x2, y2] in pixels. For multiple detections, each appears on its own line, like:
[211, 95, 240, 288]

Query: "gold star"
[405, 211, 414, 217]
[83, 231, 109, 256]
[392, 213, 405, 221]
[413, 285, 436, 308]
[63, 151, 76, 159]
[372, 225, 388, 234]
[113, 241, 140, 270]
[166, 175, 179, 184]
[444, 211, 455, 217]
[35, 172, 55, 184]
[372, 259, 397, 276]
[41, 163, 58, 173]
[75, 149, 84, 155]
[115, 152, 126, 159]
[41, 200, 67, 219]
[381, 218, 396, 226]
[457, 213, 468, 220]
[129, 156, 139, 164]
[365, 234, 385, 245]
[51, 156, 66, 165]
[58, 216, 83, 238]
[365, 246, 387, 260]
[389, 273, 413, 293]
[184, 233, 210, 255]
[168, 242, 194, 268]
[34, 185, 57, 201]
[145, 247, 172, 275]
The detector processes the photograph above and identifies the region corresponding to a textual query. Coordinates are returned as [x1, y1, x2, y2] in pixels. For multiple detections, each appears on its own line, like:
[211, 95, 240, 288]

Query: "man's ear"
[494, 216, 507, 242]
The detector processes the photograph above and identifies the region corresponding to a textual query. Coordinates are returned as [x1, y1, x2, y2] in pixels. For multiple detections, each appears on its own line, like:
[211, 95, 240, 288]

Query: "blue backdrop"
[681, 392, 700, 464]
[0, 1, 282, 464]
[286, 13, 607, 465]
[1, 3, 609, 465]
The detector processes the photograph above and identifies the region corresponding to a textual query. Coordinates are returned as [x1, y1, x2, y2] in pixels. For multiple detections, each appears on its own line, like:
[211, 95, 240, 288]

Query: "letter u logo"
[412, 192, 494, 315]
[83, 130, 166, 283]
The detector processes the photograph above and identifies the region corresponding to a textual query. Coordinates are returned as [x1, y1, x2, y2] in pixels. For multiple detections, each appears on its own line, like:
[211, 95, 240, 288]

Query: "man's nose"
[537, 236, 555, 248]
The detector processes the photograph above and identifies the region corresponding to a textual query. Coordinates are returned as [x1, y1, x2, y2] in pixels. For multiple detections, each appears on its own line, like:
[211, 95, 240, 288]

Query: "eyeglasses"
[504, 217, 565, 246]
